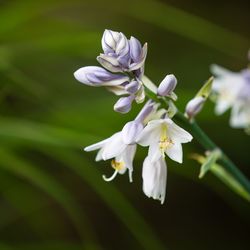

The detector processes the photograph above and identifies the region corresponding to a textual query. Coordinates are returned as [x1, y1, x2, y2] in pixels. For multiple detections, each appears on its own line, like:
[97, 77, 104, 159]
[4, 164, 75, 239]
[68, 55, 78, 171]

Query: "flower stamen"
[159, 124, 173, 154]
[102, 160, 125, 182]
[111, 159, 125, 171]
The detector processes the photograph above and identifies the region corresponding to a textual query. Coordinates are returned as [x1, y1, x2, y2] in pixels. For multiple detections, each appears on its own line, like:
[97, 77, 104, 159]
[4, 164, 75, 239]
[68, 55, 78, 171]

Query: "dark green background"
[0, 0, 249, 249]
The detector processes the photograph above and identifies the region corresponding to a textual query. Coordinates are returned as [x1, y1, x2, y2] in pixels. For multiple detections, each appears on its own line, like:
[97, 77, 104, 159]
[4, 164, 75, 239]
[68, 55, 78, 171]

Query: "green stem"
[144, 86, 250, 194]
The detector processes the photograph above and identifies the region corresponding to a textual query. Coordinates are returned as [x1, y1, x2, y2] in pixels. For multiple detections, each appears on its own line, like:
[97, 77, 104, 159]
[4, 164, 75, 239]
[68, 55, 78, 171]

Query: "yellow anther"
[111, 160, 125, 171]
[159, 124, 173, 153]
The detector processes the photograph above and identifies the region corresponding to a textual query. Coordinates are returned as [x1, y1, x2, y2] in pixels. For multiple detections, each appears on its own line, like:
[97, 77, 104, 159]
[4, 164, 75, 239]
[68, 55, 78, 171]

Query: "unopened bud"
[185, 96, 205, 119]
[129, 36, 142, 63]
[157, 74, 177, 96]
[74, 66, 128, 86]
[114, 95, 135, 114]
[101, 29, 120, 54]
[125, 81, 140, 94]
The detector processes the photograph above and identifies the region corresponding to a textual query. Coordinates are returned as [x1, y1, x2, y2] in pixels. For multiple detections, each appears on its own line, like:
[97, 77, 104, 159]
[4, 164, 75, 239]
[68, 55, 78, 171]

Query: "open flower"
[142, 156, 167, 204]
[211, 64, 250, 128]
[137, 118, 193, 163]
[84, 132, 136, 182]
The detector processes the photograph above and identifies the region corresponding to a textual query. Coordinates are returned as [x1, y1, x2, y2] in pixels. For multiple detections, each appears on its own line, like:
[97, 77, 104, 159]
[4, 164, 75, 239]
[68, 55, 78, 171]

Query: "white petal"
[95, 148, 104, 161]
[148, 142, 162, 163]
[136, 120, 162, 146]
[142, 156, 167, 204]
[102, 132, 126, 160]
[167, 120, 193, 143]
[215, 98, 232, 115]
[106, 86, 128, 96]
[230, 102, 250, 128]
[210, 64, 232, 77]
[165, 143, 183, 163]
[84, 138, 109, 152]
[122, 121, 143, 145]
[119, 145, 137, 172]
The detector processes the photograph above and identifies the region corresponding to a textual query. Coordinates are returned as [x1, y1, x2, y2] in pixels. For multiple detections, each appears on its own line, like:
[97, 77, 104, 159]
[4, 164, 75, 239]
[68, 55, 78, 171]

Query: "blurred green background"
[0, 0, 249, 249]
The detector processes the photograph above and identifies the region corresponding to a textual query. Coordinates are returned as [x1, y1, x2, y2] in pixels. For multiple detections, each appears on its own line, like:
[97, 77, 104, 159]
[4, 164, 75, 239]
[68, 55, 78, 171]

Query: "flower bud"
[122, 120, 144, 144]
[135, 100, 155, 123]
[116, 33, 129, 56]
[125, 80, 140, 94]
[129, 43, 148, 71]
[157, 74, 177, 96]
[185, 96, 205, 119]
[129, 36, 142, 63]
[74, 66, 129, 86]
[97, 54, 122, 73]
[114, 95, 135, 114]
[101, 29, 120, 54]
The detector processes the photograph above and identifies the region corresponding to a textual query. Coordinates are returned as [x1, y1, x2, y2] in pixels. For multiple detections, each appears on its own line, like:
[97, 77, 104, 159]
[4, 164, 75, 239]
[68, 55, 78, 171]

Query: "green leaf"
[196, 76, 213, 99]
[199, 149, 221, 178]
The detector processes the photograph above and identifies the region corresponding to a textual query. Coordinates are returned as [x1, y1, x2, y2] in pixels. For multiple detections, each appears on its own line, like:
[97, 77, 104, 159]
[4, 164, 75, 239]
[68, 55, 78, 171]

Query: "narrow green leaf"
[199, 149, 220, 178]
[196, 76, 213, 99]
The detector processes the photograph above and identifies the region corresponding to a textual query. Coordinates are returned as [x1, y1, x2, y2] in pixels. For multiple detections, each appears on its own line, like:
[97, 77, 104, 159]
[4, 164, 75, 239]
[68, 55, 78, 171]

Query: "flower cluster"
[74, 29, 148, 113]
[74, 29, 193, 204]
[211, 63, 250, 130]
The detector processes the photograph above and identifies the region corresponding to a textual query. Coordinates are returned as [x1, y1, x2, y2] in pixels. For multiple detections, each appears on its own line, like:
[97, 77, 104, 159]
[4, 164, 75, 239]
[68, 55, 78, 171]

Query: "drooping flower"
[142, 155, 167, 204]
[211, 64, 250, 129]
[84, 101, 156, 181]
[84, 132, 136, 182]
[137, 118, 193, 163]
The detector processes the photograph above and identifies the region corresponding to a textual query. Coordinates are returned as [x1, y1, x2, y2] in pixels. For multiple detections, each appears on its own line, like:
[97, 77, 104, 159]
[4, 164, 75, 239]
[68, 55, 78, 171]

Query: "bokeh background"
[0, 0, 249, 249]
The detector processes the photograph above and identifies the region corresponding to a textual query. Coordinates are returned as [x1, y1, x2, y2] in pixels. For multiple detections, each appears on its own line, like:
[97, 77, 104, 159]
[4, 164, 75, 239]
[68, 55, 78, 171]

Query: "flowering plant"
[74, 30, 250, 204]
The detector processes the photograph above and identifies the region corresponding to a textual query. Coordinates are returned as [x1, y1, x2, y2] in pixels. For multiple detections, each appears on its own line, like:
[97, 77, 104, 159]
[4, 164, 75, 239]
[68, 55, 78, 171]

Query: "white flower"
[142, 156, 167, 204]
[137, 118, 193, 163]
[84, 132, 136, 182]
[211, 64, 250, 128]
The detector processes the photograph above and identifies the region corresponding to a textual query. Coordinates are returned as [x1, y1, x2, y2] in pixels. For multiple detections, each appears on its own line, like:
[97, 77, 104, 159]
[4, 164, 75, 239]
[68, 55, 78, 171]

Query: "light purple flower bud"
[185, 96, 205, 119]
[135, 100, 155, 123]
[117, 53, 130, 68]
[157, 74, 177, 96]
[97, 54, 122, 73]
[116, 33, 129, 56]
[125, 81, 140, 94]
[129, 36, 142, 63]
[101, 29, 120, 54]
[122, 120, 144, 144]
[74, 66, 129, 86]
[114, 95, 135, 114]
[129, 43, 148, 71]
